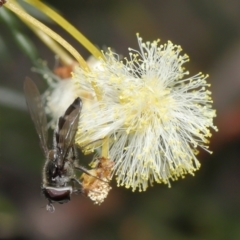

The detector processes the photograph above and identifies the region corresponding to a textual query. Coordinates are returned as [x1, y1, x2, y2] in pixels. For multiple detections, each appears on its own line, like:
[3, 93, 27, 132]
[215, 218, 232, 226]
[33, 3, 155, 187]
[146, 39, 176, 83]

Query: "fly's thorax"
[42, 156, 75, 188]
[63, 160, 75, 177]
[48, 145, 64, 169]
[42, 158, 57, 183]
[54, 175, 72, 187]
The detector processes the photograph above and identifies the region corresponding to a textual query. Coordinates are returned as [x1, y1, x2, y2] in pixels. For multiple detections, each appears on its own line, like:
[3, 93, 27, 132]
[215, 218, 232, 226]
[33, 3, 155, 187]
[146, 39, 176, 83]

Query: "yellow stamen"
[102, 137, 109, 158]
[24, 0, 104, 60]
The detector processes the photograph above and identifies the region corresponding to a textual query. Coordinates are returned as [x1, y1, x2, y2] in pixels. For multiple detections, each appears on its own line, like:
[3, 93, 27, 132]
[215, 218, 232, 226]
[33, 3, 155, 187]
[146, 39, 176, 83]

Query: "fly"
[24, 78, 93, 212]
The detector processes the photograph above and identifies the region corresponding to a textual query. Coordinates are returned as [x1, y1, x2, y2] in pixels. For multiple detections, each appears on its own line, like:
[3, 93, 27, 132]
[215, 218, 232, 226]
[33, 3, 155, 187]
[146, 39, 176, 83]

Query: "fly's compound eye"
[43, 187, 72, 203]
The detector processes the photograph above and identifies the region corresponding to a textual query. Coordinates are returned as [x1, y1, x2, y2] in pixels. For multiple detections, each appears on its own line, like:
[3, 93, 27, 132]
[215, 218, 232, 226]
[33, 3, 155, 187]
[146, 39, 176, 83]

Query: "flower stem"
[24, 0, 104, 60]
[5, 0, 89, 70]
[10, 0, 74, 66]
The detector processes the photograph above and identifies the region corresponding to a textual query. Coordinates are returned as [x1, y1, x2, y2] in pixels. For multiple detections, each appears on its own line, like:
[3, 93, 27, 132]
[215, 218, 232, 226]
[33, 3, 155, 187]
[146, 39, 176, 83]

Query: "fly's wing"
[23, 78, 49, 157]
[55, 97, 82, 164]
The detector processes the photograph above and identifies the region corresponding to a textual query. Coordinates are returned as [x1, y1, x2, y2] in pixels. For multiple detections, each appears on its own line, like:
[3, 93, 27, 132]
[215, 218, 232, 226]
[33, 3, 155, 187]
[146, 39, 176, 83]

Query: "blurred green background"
[1, 0, 240, 239]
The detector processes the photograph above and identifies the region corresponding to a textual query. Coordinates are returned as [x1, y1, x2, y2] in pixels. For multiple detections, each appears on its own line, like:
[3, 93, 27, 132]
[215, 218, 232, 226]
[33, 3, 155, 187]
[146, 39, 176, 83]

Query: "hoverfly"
[24, 78, 92, 212]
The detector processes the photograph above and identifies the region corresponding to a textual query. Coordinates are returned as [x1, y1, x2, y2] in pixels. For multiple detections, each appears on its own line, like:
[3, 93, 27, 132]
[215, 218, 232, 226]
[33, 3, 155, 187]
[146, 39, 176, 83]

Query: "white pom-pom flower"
[47, 35, 217, 192]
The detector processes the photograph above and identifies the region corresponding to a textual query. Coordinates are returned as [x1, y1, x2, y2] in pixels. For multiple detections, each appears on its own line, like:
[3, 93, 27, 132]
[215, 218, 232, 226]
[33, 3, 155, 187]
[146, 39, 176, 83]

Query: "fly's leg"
[71, 177, 84, 194]
[74, 165, 109, 184]
[71, 146, 109, 183]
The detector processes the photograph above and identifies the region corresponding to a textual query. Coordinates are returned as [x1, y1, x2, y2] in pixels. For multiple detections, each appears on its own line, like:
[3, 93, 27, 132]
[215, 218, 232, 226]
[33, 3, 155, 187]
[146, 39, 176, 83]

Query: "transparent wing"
[24, 78, 49, 157]
[55, 97, 82, 163]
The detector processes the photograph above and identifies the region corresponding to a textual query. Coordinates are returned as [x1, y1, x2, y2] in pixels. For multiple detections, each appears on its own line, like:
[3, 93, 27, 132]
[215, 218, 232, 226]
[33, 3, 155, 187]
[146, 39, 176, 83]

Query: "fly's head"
[42, 186, 73, 213]
[42, 157, 74, 212]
